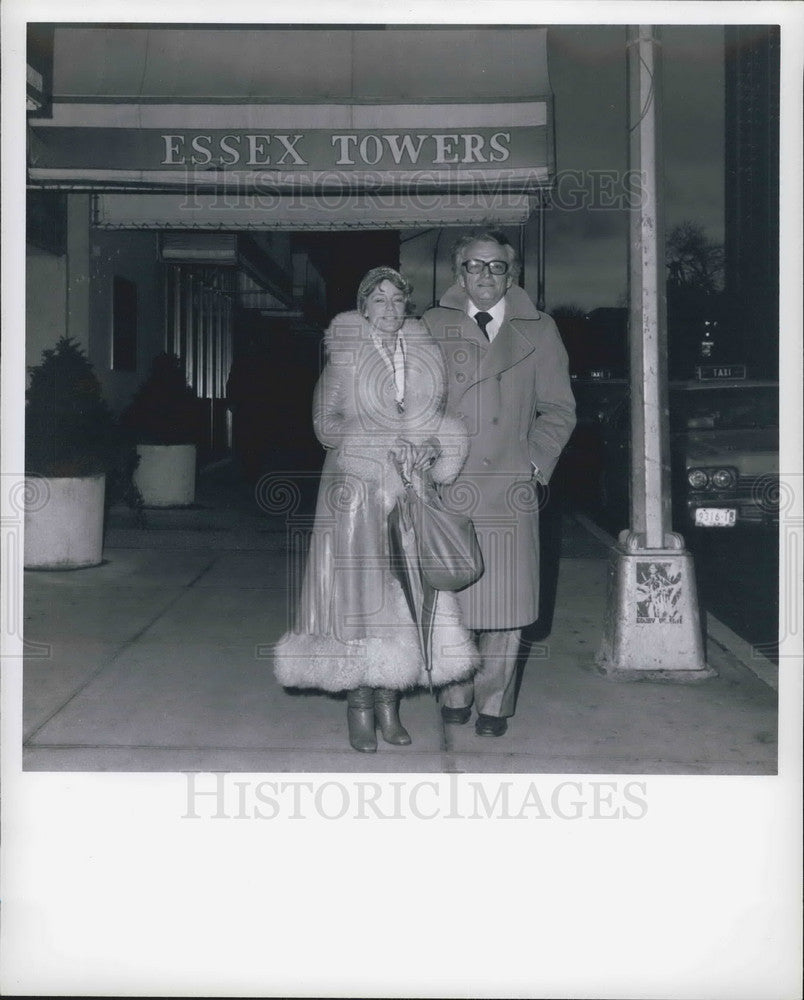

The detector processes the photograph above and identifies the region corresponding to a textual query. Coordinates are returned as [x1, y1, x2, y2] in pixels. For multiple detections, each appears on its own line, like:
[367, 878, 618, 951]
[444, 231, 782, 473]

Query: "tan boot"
[374, 689, 412, 745]
[346, 687, 377, 753]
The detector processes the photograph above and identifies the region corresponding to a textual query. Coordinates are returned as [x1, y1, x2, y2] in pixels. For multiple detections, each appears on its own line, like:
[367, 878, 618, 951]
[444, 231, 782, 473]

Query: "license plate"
[694, 507, 737, 527]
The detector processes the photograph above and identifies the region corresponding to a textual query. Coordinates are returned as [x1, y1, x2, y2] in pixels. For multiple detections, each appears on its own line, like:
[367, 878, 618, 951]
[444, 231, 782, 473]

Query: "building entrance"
[226, 228, 401, 483]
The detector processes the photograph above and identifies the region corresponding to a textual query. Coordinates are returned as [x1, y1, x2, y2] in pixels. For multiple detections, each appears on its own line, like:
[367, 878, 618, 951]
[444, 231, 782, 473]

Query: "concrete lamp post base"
[595, 531, 717, 682]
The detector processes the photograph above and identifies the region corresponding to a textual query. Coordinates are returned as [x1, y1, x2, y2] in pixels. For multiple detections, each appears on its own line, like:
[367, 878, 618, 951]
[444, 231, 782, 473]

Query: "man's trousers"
[440, 627, 523, 718]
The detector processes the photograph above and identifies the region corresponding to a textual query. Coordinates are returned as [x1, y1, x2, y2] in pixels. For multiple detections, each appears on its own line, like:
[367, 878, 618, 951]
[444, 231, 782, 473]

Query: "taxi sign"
[695, 364, 747, 381]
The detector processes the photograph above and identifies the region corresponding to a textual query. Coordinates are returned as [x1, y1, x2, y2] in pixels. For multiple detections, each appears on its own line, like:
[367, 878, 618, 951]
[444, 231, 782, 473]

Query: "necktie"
[474, 311, 492, 339]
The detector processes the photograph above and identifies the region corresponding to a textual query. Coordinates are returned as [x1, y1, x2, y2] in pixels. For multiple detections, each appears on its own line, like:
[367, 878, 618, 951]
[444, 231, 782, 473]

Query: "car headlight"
[712, 467, 736, 489]
[688, 469, 709, 489]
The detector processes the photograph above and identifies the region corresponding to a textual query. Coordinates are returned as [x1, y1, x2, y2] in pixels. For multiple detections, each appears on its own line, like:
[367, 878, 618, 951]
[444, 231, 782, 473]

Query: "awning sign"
[29, 121, 550, 191]
[34, 127, 536, 171]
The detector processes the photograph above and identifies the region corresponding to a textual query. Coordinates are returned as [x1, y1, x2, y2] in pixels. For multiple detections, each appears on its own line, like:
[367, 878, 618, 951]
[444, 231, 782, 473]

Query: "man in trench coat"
[422, 231, 576, 736]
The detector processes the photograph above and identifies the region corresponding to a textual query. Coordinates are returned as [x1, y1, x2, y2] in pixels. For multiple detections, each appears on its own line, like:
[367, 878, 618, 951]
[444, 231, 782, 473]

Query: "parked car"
[592, 376, 779, 532]
[669, 378, 779, 529]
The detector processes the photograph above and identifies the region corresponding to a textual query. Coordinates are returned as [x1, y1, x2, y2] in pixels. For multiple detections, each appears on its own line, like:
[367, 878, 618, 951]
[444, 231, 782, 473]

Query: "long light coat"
[273, 311, 479, 692]
[422, 284, 576, 630]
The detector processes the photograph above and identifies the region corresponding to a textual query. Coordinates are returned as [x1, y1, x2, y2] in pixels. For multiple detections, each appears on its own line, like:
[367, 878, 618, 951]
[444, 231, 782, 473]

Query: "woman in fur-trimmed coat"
[273, 267, 478, 753]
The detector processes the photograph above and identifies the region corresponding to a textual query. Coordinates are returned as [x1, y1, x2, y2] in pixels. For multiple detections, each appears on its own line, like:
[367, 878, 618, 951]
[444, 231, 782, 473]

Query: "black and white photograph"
[2, 1, 802, 996]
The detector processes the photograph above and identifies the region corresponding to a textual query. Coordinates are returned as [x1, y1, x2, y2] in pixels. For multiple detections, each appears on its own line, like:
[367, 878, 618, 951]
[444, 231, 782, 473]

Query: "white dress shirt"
[468, 298, 506, 342]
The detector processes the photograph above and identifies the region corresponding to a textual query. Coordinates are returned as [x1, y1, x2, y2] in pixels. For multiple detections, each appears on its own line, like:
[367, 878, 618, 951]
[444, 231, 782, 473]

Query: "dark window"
[27, 190, 66, 255]
[112, 276, 138, 372]
[670, 386, 779, 431]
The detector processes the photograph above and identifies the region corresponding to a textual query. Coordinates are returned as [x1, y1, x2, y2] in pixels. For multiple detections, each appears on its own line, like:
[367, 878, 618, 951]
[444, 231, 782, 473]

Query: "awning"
[93, 190, 539, 229]
[28, 26, 554, 221]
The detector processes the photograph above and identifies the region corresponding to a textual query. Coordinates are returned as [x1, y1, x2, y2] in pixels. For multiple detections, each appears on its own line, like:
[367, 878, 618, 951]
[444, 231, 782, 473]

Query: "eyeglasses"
[461, 258, 509, 275]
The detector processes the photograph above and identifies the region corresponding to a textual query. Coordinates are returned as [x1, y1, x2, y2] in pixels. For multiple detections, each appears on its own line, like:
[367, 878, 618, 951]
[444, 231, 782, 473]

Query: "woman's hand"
[392, 436, 441, 477]
[388, 440, 411, 482]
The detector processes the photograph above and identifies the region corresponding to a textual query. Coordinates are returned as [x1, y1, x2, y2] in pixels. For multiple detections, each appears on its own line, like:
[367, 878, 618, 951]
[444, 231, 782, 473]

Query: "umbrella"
[387, 471, 441, 694]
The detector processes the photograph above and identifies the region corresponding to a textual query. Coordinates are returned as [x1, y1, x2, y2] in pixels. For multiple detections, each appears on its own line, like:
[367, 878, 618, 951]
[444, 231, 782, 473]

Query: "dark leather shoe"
[441, 705, 472, 725]
[475, 714, 508, 737]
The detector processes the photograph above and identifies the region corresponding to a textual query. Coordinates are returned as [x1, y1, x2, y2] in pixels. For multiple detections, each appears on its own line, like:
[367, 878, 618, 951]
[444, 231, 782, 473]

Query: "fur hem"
[273, 630, 421, 691]
[424, 590, 481, 687]
[273, 590, 479, 692]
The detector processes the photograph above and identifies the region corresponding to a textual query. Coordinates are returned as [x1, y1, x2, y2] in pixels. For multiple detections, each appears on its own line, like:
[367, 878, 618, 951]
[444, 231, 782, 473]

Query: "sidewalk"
[22, 461, 778, 774]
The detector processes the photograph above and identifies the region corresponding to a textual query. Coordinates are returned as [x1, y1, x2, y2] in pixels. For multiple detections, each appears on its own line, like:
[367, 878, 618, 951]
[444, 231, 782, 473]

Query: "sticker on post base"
[636, 562, 683, 624]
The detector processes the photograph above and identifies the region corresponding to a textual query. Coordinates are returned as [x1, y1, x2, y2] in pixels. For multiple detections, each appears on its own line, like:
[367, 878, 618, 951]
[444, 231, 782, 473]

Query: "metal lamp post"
[596, 26, 715, 680]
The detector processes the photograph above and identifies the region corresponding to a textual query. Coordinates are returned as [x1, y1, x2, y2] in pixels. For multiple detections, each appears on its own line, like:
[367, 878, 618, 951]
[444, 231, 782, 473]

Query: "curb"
[573, 512, 778, 692]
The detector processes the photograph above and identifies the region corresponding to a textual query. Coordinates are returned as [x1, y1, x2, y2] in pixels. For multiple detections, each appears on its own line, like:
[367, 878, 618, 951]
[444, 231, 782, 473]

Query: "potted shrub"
[24, 335, 136, 569]
[121, 352, 201, 508]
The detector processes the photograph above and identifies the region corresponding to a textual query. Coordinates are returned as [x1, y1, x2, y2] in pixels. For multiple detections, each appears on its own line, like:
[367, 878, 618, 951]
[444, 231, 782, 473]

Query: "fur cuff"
[334, 441, 406, 512]
[430, 413, 470, 484]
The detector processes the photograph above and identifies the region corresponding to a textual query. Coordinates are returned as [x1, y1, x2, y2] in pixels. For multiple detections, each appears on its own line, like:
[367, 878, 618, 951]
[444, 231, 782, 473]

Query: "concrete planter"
[134, 443, 196, 508]
[24, 474, 106, 570]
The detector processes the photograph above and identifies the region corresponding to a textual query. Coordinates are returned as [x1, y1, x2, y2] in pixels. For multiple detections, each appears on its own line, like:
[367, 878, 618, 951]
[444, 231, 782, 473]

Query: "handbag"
[390, 470, 484, 592]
